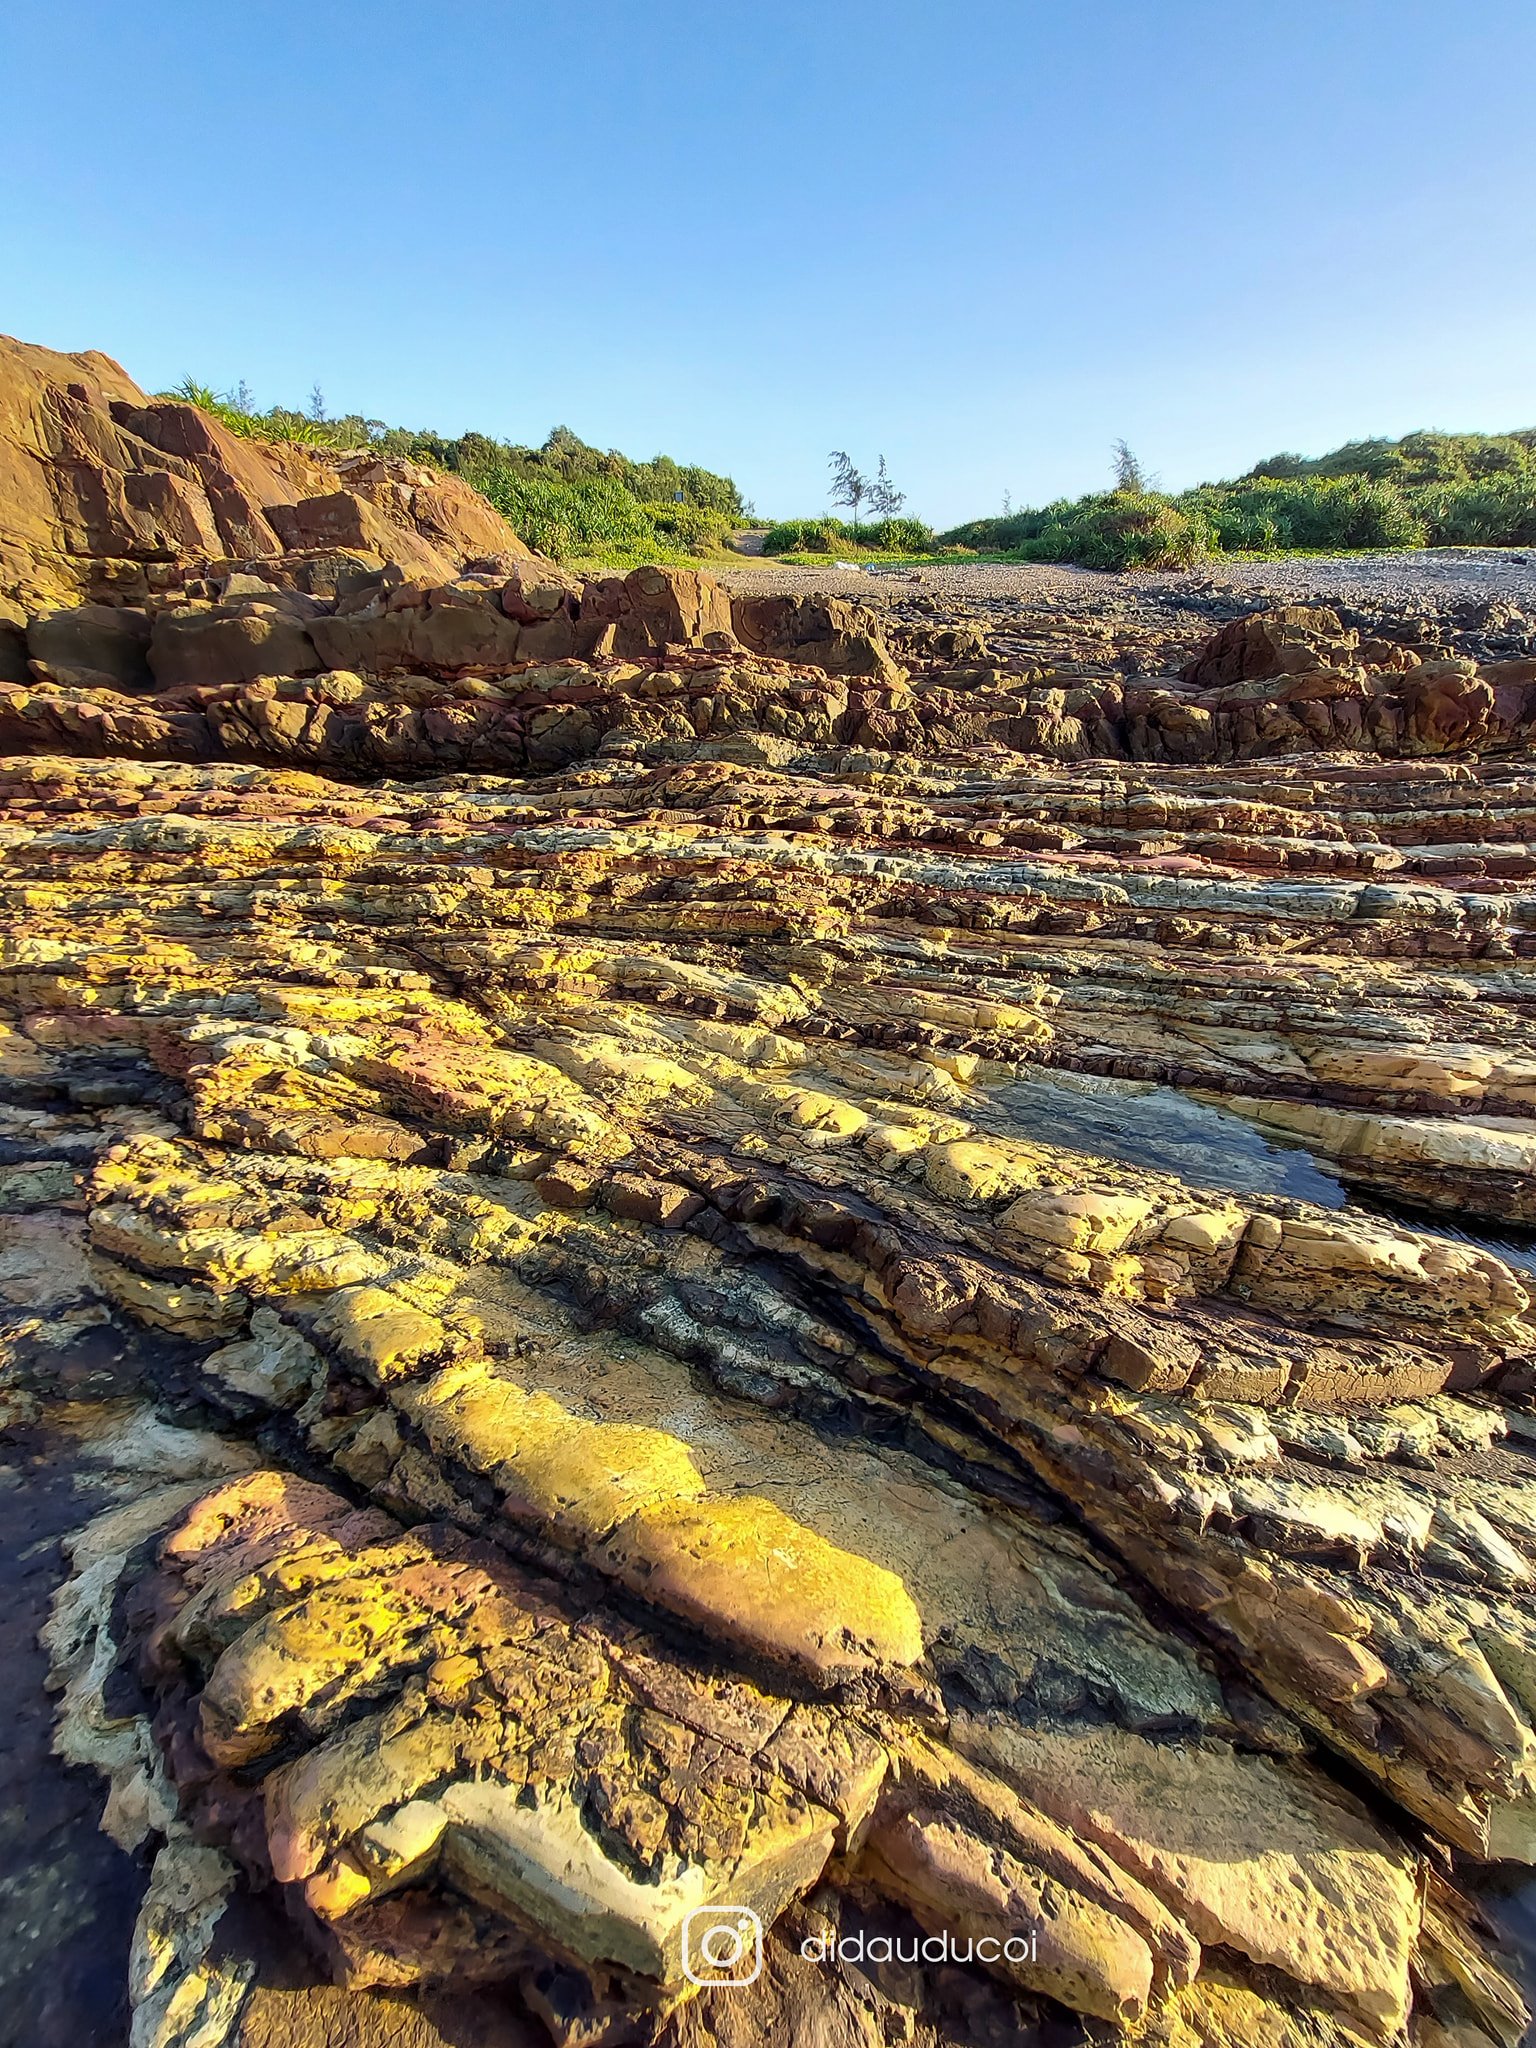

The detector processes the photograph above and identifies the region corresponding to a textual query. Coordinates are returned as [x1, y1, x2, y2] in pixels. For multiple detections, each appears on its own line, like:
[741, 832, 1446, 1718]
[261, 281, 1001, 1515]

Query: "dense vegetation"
[762, 515, 936, 556]
[945, 429, 1536, 571]
[163, 381, 745, 563]
[166, 384, 1536, 575]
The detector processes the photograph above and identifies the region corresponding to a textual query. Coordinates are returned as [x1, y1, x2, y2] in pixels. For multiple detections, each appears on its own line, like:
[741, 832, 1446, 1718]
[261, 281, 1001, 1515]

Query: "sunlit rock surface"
[4, 555, 1536, 2047]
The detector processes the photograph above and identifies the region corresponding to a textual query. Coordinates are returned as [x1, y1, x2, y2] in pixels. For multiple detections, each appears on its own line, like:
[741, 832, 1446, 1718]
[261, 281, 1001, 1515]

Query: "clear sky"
[2, 0, 1532, 527]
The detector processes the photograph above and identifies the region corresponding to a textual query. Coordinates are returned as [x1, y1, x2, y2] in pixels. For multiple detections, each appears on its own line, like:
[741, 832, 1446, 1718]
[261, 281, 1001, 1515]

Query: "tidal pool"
[983, 1069, 1536, 1279]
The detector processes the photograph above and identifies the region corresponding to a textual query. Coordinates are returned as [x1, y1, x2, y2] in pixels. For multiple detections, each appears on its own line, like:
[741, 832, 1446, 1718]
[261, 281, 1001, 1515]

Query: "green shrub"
[946, 425, 1536, 565]
[955, 480, 1414, 567]
[1013, 492, 1213, 571]
[764, 518, 843, 554]
[162, 378, 362, 448]
[1249, 429, 1536, 490]
[1186, 476, 1424, 552]
[460, 464, 657, 560]
[942, 508, 1055, 552]
[868, 515, 936, 552]
[1196, 493, 1283, 553]
[156, 378, 746, 561]
[1417, 476, 1536, 547]
[644, 501, 740, 552]
[763, 514, 935, 555]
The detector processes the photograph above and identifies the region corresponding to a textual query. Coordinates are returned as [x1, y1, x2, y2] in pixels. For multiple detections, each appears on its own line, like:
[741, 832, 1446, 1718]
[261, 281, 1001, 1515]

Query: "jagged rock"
[0, 333, 539, 609]
[583, 564, 736, 656]
[1180, 606, 1358, 686]
[7, 542, 1536, 2048]
[731, 590, 904, 682]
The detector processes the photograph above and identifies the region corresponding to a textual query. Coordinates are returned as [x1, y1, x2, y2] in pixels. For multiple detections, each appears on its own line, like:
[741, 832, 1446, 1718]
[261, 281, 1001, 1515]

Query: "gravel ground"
[715, 548, 1536, 613]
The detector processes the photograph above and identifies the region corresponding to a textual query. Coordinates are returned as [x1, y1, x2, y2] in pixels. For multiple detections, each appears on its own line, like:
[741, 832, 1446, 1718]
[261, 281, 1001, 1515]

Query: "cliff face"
[0, 333, 536, 611]
[4, 333, 1536, 2048]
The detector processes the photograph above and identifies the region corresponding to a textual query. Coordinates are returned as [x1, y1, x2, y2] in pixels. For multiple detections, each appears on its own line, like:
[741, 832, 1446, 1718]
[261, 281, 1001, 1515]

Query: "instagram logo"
[680, 1904, 764, 1986]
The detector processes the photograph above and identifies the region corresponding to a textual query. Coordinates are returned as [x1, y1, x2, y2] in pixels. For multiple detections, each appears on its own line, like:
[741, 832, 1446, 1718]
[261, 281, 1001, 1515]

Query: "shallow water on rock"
[988, 1069, 1536, 1279]
[0, 1413, 142, 2048]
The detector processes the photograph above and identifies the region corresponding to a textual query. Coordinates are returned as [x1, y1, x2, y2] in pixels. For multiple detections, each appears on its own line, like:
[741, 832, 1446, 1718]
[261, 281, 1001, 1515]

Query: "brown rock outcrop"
[1179, 604, 1359, 686]
[8, 583, 1536, 782]
[0, 333, 538, 612]
[732, 589, 908, 681]
[5, 365, 1536, 2047]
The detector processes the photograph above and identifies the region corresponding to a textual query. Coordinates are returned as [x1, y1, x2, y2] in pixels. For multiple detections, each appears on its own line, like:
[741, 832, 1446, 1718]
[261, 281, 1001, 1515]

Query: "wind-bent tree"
[1112, 439, 1147, 492]
[828, 450, 868, 536]
[868, 454, 906, 522]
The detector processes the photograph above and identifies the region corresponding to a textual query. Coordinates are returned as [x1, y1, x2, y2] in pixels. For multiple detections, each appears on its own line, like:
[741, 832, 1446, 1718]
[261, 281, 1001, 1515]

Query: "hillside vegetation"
[164, 381, 745, 565]
[945, 430, 1536, 571]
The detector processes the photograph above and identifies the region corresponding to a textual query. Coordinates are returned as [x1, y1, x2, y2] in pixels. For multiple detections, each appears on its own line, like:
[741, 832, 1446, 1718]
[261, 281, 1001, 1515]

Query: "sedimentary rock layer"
[0, 332, 537, 615]
[4, 356, 1536, 2041]
[3, 620, 1534, 2042]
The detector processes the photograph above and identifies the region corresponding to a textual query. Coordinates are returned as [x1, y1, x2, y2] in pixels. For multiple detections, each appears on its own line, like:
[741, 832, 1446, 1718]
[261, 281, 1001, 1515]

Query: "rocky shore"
[715, 548, 1536, 614]
[4, 336, 1536, 2048]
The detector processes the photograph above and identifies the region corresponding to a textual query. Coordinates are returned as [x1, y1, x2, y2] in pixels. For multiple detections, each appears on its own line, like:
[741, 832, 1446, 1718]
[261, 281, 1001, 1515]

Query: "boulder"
[731, 591, 904, 682]
[27, 602, 153, 690]
[148, 601, 321, 687]
[1399, 659, 1499, 752]
[500, 563, 583, 625]
[1182, 606, 1358, 687]
[573, 565, 734, 658]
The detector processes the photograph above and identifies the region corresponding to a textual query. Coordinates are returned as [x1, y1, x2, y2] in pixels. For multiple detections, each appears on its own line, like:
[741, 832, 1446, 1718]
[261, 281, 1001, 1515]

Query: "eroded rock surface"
[0, 334, 539, 616]
[4, 472, 1536, 2045]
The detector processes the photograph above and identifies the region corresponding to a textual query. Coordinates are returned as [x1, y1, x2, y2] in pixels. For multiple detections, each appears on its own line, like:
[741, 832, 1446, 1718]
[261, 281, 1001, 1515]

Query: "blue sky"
[2, 0, 1532, 526]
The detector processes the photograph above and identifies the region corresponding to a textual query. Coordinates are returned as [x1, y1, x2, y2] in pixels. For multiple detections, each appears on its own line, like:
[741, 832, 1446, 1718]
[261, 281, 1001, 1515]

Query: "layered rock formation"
[0, 335, 905, 719]
[9, 570, 1536, 783]
[3, 341, 1536, 2047]
[0, 333, 536, 619]
[6, 683, 1536, 2041]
